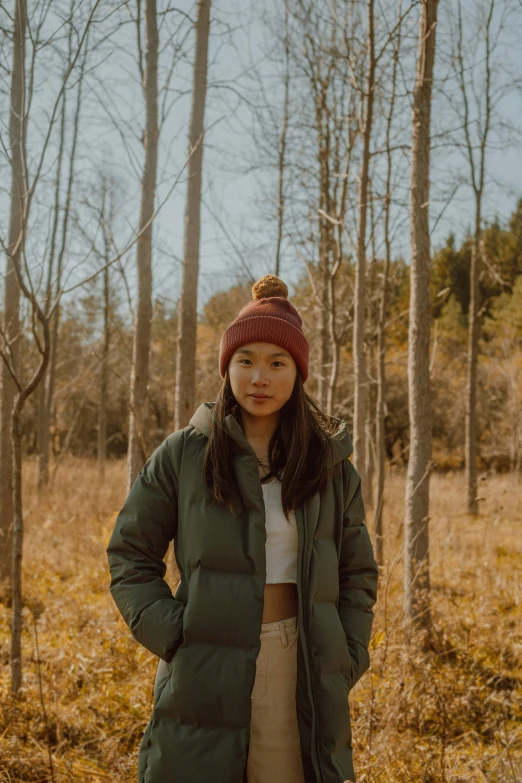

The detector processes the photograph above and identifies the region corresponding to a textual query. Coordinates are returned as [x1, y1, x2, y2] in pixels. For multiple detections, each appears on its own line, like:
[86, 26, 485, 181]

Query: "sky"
[143, 0, 522, 315]
[1, 0, 521, 321]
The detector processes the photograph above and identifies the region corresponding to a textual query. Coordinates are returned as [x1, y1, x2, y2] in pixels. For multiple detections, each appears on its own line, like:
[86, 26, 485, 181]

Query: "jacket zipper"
[244, 460, 269, 782]
[296, 506, 324, 783]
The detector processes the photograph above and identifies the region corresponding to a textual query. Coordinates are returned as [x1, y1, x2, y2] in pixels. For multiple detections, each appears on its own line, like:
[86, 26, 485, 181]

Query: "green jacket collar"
[189, 401, 352, 465]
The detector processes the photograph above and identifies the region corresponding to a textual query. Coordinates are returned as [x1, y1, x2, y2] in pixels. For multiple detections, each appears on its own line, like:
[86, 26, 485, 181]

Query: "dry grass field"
[0, 459, 521, 782]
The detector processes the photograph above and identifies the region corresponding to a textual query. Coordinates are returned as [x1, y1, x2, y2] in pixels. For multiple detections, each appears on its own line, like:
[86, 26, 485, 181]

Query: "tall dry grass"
[356, 467, 522, 782]
[0, 459, 521, 782]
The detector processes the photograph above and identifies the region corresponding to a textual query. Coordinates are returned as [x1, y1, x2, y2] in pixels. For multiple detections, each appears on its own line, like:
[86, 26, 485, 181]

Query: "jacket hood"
[189, 401, 353, 465]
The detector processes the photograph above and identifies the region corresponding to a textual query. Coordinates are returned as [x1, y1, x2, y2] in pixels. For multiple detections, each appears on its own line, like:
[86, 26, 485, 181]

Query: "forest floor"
[0, 459, 521, 782]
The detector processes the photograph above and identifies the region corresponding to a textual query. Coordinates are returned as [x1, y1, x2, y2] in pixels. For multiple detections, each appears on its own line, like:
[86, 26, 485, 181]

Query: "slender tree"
[98, 190, 113, 478]
[353, 0, 376, 509]
[73, 173, 119, 478]
[37, 21, 88, 489]
[364, 181, 378, 510]
[450, 0, 511, 514]
[0, 0, 26, 588]
[4, 0, 51, 690]
[404, 0, 439, 630]
[292, 2, 360, 413]
[374, 9, 403, 566]
[174, 0, 211, 430]
[275, 0, 290, 277]
[127, 0, 159, 489]
[36, 91, 66, 488]
[0, 0, 101, 692]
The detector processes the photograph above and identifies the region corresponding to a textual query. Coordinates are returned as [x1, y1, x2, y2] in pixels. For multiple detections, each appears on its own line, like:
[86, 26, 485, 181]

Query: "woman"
[106, 274, 378, 783]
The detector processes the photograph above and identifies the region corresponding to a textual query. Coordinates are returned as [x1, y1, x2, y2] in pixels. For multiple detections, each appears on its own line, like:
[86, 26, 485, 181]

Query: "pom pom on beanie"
[251, 275, 289, 300]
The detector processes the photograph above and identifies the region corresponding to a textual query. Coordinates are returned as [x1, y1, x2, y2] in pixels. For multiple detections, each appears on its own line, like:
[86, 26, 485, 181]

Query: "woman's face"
[228, 342, 297, 418]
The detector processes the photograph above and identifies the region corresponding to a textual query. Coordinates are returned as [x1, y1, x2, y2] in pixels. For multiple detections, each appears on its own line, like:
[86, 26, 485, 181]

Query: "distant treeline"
[16, 200, 522, 473]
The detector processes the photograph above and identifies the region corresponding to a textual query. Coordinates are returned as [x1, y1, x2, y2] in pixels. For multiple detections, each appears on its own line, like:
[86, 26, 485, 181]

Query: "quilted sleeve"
[106, 431, 185, 663]
[338, 457, 379, 688]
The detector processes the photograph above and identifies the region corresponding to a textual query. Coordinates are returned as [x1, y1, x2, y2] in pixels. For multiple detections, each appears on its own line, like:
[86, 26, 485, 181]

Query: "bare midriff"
[262, 582, 298, 623]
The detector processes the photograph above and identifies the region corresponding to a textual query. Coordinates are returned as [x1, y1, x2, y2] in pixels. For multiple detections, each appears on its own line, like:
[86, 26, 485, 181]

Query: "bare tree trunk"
[127, 0, 159, 489]
[374, 241, 389, 566]
[404, 0, 438, 631]
[364, 189, 377, 510]
[316, 155, 330, 410]
[296, 6, 356, 412]
[353, 0, 375, 500]
[5, 0, 51, 685]
[174, 0, 211, 430]
[325, 259, 340, 416]
[98, 249, 110, 478]
[36, 93, 66, 488]
[275, 0, 290, 278]
[11, 317, 50, 695]
[456, 0, 494, 515]
[374, 171, 391, 568]
[316, 82, 333, 411]
[465, 214, 481, 514]
[365, 345, 375, 511]
[38, 26, 87, 489]
[41, 301, 60, 479]
[0, 0, 26, 587]
[317, 256, 331, 410]
[374, 18, 401, 567]
[10, 402, 24, 693]
[4, 0, 96, 694]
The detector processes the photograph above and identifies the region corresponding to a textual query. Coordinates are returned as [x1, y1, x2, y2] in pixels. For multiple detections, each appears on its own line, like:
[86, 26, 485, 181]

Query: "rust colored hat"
[219, 275, 309, 383]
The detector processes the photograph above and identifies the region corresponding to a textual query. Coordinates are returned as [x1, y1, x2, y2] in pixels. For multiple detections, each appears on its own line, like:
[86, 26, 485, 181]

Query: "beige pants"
[247, 615, 306, 783]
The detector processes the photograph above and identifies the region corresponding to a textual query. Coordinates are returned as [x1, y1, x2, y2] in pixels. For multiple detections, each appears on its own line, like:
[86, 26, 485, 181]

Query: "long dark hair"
[202, 367, 344, 519]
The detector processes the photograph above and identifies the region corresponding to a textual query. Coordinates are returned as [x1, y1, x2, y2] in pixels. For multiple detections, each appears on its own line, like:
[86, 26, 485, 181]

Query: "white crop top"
[262, 476, 298, 584]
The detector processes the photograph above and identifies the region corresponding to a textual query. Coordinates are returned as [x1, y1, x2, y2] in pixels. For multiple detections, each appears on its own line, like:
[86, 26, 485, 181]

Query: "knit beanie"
[219, 275, 310, 383]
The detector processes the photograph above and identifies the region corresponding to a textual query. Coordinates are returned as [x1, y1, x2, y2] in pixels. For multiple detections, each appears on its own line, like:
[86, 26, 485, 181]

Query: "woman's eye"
[238, 360, 284, 367]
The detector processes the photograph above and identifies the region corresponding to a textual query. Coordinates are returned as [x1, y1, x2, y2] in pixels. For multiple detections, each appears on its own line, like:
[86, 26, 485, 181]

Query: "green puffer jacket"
[106, 402, 378, 783]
